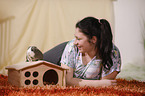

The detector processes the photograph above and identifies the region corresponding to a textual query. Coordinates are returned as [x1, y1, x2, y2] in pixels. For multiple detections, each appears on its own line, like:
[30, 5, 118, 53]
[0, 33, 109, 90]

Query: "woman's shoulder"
[64, 39, 77, 53]
[112, 44, 120, 53]
[67, 39, 75, 46]
[112, 43, 121, 58]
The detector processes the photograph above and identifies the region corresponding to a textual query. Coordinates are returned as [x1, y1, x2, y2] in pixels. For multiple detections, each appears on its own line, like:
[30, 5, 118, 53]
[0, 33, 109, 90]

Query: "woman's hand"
[97, 79, 117, 87]
[78, 79, 117, 87]
[102, 71, 119, 80]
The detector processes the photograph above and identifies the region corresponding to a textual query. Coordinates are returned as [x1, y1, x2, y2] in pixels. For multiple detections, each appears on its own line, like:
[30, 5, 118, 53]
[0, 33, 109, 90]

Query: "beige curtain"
[0, 0, 114, 75]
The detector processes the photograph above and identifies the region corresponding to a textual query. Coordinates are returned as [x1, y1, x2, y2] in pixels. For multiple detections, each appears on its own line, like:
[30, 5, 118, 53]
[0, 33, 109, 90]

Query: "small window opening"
[33, 71, 38, 77]
[33, 79, 38, 85]
[25, 71, 31, 77]
[25, 79, 31, 85]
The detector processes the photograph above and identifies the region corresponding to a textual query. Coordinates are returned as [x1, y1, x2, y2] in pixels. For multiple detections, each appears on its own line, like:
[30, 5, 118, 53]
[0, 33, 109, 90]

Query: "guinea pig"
[26, 46, 43, 62]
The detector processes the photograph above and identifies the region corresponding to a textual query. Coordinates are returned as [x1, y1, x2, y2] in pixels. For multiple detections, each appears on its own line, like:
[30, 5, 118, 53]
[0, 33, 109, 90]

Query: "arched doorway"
[43, 69, 58, 85]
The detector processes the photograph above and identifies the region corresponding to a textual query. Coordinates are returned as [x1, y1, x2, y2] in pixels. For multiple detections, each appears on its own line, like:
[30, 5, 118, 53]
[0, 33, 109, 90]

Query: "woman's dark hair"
[76, 17, 113, 70]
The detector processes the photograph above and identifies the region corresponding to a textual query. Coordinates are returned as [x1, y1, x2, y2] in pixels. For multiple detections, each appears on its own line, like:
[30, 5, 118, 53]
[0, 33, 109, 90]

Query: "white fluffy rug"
[117, 63, 145, 81]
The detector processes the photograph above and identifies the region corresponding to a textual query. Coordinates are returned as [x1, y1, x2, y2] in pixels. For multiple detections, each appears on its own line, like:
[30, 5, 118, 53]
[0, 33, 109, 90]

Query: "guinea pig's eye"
[31, 48, 34, 51]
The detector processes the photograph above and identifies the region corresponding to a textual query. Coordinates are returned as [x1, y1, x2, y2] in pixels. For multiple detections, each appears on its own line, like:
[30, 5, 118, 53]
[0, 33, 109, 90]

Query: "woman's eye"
[77, 38, 81, 40]
[74, 36, 81, 40]
[77, 38, 80, 40]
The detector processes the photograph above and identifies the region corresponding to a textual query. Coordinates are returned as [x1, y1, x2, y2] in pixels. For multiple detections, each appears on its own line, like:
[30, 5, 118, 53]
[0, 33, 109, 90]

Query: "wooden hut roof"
[5, 60, 67, 71]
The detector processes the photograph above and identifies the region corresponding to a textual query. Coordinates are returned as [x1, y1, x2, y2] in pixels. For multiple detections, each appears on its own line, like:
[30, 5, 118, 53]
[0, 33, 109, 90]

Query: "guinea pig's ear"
[31, 46, 37, 50]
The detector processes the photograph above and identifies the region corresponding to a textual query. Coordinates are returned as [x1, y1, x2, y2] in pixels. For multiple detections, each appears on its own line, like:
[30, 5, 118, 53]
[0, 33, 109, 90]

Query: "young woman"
[44, 17, 121, 87]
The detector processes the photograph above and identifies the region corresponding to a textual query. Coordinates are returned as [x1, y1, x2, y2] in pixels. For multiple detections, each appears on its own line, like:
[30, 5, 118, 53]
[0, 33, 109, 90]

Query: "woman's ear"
[91, 36, 97, 44]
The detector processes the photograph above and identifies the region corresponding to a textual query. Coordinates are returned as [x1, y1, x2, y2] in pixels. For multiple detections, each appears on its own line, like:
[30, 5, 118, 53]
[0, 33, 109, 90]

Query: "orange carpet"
[0, 74, 145, 96]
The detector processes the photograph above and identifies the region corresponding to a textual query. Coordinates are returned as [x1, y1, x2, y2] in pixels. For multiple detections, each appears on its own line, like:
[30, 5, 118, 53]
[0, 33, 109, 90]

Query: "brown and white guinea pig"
[26, 46, 43, 62]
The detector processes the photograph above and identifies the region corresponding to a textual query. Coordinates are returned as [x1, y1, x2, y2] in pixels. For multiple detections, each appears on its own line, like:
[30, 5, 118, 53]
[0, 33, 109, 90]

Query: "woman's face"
[74, 28, 96, 53]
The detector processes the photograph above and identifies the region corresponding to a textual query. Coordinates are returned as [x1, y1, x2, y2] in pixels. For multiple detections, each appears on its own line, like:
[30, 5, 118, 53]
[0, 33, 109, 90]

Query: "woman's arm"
[102, 71, 119, 80]
[61, 64, 117, 87]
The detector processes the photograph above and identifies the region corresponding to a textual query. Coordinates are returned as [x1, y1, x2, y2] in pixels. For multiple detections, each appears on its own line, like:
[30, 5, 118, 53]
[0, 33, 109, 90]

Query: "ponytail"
[99, 19, 113, 70]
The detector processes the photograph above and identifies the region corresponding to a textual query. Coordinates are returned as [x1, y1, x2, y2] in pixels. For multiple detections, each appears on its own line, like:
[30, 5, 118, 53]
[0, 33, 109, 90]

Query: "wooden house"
[5, 61, 67, 87]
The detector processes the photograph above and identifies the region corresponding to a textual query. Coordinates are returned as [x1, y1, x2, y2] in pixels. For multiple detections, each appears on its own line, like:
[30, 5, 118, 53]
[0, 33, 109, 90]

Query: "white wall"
[113, 0, 145, 81]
